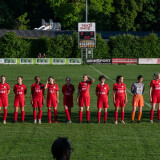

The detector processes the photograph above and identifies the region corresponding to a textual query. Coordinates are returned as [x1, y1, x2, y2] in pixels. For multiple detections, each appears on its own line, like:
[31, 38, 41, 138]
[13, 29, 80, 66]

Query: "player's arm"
[31, 90, 33, 105]
[142, 85, 145, 94]
[125, 90, 128, 103]
[45, 80, 48, 89]
[131, 84, 134, 94]
[149, 87, 153, 103]
[96, 86, 99, 97]
[7, 84, 10, 95]
[42, 88, 45, 105]
[57, 91, 59, 103]
[113, 90, 116, 104]
[77, 89, 80, 102]
[88, 75, 95, 83]
[24, 86, 27, 95]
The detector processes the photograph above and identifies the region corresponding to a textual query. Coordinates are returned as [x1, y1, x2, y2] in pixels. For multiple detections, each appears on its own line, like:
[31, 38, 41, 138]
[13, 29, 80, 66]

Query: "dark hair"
[17, 76, 23, 80]
[1, 75, 5, 78]
[66, 77, 71, 81]
[83, 74, 88, 77]
[116, 76, 123, 83]
[98, 75, 106, 81]
[51, 137, 71, 159]
[35, 76, 40, 80]
[137, 75, 143, 80]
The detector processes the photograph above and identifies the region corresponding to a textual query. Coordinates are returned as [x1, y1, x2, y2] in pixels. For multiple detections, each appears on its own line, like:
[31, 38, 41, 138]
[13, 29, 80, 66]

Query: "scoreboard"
[78, 23, 96, 48]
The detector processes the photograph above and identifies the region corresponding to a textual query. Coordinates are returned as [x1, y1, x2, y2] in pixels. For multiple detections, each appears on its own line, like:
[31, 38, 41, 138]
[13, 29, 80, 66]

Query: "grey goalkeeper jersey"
[131, 82, 145, 95]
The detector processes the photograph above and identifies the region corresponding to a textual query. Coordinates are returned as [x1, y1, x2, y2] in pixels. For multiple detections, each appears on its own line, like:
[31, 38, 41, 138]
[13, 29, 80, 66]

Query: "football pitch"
[0, 64, 160, 160]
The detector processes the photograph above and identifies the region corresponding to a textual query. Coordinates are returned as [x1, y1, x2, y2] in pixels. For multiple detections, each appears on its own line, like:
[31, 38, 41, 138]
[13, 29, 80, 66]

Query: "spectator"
[51, 137, 72, 160]
[38, 53, 42, 58]
[42, 53, 46, 58]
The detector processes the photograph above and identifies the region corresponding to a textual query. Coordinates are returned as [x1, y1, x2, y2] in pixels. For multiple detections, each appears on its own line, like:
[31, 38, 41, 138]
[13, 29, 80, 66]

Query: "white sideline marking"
[90, 65, 151, 108]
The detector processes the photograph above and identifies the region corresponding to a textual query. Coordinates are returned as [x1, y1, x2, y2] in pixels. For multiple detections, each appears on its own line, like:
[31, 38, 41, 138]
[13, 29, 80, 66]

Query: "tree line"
[0, 0, 160, 31]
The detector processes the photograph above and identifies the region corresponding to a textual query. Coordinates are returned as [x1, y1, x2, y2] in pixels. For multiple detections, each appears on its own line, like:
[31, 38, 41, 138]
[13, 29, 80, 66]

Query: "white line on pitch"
[90, 65, 151, 108]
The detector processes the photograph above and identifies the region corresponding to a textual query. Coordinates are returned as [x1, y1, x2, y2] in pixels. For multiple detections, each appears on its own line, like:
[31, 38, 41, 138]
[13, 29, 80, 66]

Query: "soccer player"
[0, 75, 10, 124]
[77, 74, 95, 123]
[113, 76, 128, 124]
[150, 73, 160, 123]
[13, 76, 27, 123]
[31, 76, 45, 124]
[45, 76, 59, 123]
[96, 75, 109, 124]
[62, 77, 75, 123]
[131, 75, 145, 123]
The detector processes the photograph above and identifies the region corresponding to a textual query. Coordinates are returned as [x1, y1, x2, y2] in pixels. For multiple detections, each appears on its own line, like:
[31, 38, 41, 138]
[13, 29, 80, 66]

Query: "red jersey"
[0, 83, 10, 97]
[150, 79, 160, 95]
[62, 84, 75, 97]
[113, 83, 126, 98]
[96, 83, 109, 98]
[31, 83, 44, 98]
[13, 84, 27, 98]
[78, 81, 92, 97]
[47, 83, 59, 99]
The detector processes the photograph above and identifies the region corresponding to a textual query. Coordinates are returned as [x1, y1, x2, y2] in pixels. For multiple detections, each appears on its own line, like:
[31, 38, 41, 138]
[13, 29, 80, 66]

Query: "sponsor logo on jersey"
[21, 87, 23, 89]
[4, 86, 6, 88]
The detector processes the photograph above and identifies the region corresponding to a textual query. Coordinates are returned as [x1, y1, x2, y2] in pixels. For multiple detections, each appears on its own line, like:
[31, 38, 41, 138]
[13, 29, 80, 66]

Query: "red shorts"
[114, 98, 125, 107]
[152, 94, 160, 103]
[63, 96, 73, 107]
[97, 98, 109, 108]
[14, 97, 25, 107]
[32, 98, 43, 108]
[78, 95, 90, 107]
[0, 97, 8, 107]
[47, 98, 57, 108]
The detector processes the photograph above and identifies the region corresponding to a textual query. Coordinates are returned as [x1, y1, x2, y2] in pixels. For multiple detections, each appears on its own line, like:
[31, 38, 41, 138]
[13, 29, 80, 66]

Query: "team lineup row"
[0, 73, 159, 125]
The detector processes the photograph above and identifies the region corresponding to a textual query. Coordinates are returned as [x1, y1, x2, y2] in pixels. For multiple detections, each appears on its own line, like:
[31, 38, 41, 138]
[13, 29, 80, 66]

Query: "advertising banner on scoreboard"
[4, 58, 17, 64]
[20, 58, 33, 64]
[36, 58, 49, 64]
[86, 59, 112, 64]
[138, 58, 160, 64]
[78, 23, 96, 31]
[112, 58, 137, 64]
[69, 58, 81, 64]
[52, 58, 66, 65]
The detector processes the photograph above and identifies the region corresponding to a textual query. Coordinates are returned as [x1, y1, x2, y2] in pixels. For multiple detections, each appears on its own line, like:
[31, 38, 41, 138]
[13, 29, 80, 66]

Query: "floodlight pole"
[85, 0, 88, 61]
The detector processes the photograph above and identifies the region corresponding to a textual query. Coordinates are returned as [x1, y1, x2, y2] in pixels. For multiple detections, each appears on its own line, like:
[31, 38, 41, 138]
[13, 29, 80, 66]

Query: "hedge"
[0, 32, 160, 58]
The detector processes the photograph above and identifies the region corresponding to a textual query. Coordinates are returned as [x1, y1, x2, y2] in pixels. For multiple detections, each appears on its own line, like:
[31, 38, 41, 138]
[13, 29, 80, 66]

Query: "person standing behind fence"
[38, 53, 42, 58]
[131, 75, 145, 123]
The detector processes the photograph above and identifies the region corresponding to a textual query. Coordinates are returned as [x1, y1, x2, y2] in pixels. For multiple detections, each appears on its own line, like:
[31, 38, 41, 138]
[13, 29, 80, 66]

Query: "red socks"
[121, 112, 124, 121]
[65, 109, 70, 121]
[86, 111, 90, 122]
[157, 110, 160, 120]
[38, 110, 42, 120]
[54, 109, 58, 122]
[115, 112, 118, 121]
[68, 108, 71, 115]
[48, 109, 51, 123]
[97, 112, 101, 122]
[21, 111, 25, 122]
[104, 112, 107, 122]
[33, 110, 37, 120]
[150, 110, 154, 120]
[3, 109, 7, 121]
[14, 112, 18, 122]
[79, 111, 83, 122]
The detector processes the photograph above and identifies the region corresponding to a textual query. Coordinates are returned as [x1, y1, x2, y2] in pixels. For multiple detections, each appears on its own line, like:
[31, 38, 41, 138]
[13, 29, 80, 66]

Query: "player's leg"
[150, 96, 156, 123]
[14, 107, 19, 123]
[114, 98, 119, 124]
[85, 96, 90, 123]
[0, 98, 2, 117]
[104, 108, 108, 123]
[32, 98, 37, 124]
[48, 107, 52, 123]
[157, 96, 160, 122]
[121, 106, 125, 124]
[131, 106, 136, 123]
[20, 98, 25, 123]
[78, 97, 84, 123]
[3, 98, 8, 124]
[53, 107, 58, 123]
[38, 107, 42, 124]
[97, 108, 101, 124]
[137, 106, 142, 123]
[64, 106, 71, 123]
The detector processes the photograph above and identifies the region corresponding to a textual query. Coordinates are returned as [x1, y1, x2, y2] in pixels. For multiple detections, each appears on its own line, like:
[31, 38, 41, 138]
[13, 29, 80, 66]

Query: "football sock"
[157, 110, 160, 120]
[114, 111, 118, 121]
[14, 111, 18, 122]
[33, 110, 37, 120]
[38, 110, 42, 120]
[54, 109, 58, 122]
[21, 111, 25, 122]
[131, 111, 135, 121]
[138, 112, 142, 121]
[86, 111, 90, 121]
[48, 109, 51, 123]
[65, 109, 70, 121]
[121, 112, 124, 121]
[68, 108, 71, 115]
[0, 109, 1, 117]
[79, 111, 83, 122]
[150, 110, 154, 120]
[3, 109, 7, 121]
[97, 112, 101, 122]
[104, 112, 107, 122]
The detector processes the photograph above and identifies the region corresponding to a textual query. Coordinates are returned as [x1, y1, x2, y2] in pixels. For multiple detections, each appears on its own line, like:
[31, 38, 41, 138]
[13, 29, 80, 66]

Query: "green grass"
[0, 64, 160, 160]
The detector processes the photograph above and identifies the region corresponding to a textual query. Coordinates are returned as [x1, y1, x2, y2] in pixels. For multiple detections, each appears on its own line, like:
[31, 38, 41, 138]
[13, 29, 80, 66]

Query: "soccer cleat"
[131, 121, 134, 124]
[137, 121, 141, 123]
[104, 121, 107, 124]
[158, 119, 160, 123]
[78, 121, 82, 124]
[21, 121, 24, 124]
[150, 120, 153, 123]
[114, 121, 118, 124]
[66, 120, 72, 124]
[96, 121, 100, 124]
[34, 119, 37, 124]
[38, 119, 41, 124]
[121, 120, 125, 124]
[48, 121, 51, 124]
[86, 121, 90, 124]
[3, 120, 6, 125]
[13, 121, 17, 124]
[54, 121, 57, 124]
